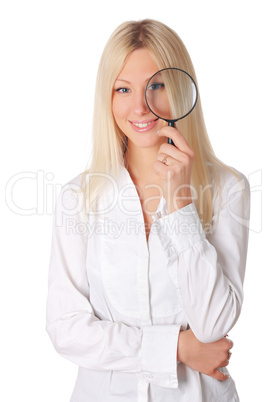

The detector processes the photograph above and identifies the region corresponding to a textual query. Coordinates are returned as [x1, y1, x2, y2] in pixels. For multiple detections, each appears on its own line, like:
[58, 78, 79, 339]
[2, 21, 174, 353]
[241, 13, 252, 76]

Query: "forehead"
[117, 49, 159, 80]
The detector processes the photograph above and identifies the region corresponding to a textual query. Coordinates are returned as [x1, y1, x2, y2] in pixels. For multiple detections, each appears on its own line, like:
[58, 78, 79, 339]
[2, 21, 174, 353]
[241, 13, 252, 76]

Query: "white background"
[1, 0, 266, 400]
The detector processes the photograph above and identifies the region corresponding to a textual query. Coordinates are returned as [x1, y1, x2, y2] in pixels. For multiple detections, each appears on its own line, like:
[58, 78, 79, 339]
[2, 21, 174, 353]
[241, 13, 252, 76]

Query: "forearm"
[47, 305, 181, 388]
[47, 184, 181, 387]
[154, 174, 250, 343]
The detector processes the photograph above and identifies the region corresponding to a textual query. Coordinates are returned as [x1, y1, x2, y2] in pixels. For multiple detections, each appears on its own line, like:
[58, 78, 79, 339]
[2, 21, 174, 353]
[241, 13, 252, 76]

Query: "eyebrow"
[115, 76, 155, 85]
[115, 79, 131, 84]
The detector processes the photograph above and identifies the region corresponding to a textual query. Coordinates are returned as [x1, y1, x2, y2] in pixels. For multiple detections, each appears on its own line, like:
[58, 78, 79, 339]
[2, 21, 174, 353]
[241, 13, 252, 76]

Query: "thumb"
[212, 369, 230, 382]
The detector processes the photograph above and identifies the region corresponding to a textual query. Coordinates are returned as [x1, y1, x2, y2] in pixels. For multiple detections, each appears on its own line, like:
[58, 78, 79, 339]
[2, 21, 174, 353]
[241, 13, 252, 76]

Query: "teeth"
[132, 121, 152, 128]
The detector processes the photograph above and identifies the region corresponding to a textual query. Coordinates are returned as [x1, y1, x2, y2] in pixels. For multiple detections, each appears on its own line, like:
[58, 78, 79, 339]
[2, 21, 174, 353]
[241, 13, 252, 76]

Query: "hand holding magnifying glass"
[145, 68, 198, 145]
[145, 68, 198, 211]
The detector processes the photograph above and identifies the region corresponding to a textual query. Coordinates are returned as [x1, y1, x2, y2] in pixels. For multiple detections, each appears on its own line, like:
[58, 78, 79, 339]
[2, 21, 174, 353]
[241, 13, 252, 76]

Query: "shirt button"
[144, 374, 154, 381]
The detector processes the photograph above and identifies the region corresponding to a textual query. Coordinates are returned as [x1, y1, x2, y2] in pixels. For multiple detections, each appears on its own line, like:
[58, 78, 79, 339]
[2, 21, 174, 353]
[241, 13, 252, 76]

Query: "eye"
[148, 82, 165, 91]
[115, 87, 130, 94]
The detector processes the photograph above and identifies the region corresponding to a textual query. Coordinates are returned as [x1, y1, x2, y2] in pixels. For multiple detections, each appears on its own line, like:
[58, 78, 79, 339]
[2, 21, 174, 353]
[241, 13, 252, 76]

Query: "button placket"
[138, 379, 149, 402]
[137, 228, 152, 402]
[137, 230, 151, 325]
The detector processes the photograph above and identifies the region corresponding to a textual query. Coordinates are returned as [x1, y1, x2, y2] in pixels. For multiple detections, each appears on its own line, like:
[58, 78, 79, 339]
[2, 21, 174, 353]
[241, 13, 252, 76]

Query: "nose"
[133, 90, 149, 116]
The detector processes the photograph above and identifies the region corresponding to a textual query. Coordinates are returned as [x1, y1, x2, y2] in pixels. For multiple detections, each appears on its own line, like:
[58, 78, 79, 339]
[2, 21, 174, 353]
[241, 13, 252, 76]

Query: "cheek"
[112, 96, 130, 124]
[150, 95, 171, 119]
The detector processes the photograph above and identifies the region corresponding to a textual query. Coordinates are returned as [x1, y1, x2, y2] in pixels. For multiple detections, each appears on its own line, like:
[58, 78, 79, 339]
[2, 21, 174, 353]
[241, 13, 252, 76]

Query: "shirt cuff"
[153, 203, 206, 257]
[140, 325, 180, 388]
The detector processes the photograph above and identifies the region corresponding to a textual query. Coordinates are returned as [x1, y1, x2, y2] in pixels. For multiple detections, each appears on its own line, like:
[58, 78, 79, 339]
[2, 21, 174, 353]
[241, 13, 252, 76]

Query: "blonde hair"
[80, 19, 234, 232]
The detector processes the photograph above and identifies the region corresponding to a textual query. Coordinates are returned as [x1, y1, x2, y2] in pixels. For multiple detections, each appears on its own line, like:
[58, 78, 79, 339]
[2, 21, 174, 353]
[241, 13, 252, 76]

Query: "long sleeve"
[46, 181, 180, 388]
[153, 171, 250, 343]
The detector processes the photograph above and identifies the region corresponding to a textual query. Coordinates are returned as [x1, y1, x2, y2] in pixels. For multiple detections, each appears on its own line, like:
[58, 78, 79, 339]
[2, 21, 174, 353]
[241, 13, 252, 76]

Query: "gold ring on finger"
[161, 156, 168, 165]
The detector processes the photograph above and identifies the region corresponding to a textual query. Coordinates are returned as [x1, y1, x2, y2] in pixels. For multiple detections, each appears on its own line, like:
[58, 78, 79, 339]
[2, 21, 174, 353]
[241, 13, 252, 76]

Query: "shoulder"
[54, 172, 86, 218]
[198, 163, 251, 236]
[62, 172, 86, 192]
[210, 163, 250, 199]
[208, 163, 250, 226]
[58, 171, 90, 200]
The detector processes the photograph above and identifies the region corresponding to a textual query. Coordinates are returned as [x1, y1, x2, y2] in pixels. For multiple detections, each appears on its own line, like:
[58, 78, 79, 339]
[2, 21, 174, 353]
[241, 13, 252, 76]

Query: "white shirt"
[46, 164, 250, 402]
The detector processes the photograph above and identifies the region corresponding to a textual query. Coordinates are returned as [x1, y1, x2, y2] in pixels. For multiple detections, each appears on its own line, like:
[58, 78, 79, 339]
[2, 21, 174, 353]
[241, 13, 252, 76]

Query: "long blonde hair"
[80, 19, 233, 232]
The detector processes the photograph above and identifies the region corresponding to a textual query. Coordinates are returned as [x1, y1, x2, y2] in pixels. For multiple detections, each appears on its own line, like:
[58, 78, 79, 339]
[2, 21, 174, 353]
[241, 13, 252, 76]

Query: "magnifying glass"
[145, 68, 198, 146]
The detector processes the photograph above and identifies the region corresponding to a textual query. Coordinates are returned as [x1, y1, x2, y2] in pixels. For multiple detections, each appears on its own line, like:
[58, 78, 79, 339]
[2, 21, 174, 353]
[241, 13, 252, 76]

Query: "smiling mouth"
[130, 118, 158, 128]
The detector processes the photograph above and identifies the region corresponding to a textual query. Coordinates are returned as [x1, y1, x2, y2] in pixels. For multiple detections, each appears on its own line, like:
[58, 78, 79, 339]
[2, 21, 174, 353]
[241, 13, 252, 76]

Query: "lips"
[129, 118, 159, 132]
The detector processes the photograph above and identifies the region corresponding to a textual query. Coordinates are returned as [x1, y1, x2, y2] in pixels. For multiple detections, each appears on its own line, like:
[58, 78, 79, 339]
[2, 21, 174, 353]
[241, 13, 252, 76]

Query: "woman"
[46, 19, 250, 401]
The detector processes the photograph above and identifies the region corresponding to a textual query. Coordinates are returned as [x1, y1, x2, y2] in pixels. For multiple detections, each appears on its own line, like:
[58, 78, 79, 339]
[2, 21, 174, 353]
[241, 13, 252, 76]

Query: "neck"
[124, 141, 164, 184]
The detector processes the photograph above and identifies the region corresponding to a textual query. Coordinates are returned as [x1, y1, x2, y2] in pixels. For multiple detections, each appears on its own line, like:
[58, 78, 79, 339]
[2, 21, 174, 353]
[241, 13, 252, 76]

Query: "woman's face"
[112, 48, 168, 149]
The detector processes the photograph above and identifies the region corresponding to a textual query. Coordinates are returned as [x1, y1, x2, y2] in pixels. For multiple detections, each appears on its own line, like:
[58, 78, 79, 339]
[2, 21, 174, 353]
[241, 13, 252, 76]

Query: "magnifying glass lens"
[145, 68, 197, 123]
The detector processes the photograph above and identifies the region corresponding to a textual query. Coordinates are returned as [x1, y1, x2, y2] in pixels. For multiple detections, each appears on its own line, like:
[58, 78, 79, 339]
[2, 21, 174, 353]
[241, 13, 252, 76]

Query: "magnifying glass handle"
[167, 121, 175, 146]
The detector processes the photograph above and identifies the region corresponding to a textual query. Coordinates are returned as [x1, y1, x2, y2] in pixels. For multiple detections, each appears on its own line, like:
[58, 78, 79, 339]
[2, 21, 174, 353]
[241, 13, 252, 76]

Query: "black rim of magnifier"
[145, 67, 198, 124]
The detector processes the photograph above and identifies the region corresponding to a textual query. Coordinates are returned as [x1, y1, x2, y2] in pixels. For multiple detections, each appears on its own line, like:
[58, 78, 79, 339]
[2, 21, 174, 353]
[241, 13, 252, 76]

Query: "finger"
[157, 126, 194, 156]
[159, 142, 192, 162]
[212, 369, 230, 382]
[227, 339, 234, 350]
[157, 153, 176, 166]
[153, 159, 179, 178]
[220, 358, 230, 368]
[154, 156, 185, 176]
[153, 160, 169, 179]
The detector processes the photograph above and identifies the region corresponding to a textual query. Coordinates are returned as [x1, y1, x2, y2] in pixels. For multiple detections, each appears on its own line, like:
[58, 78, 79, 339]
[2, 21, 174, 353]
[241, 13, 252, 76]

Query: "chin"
[128, 133, 162, 149]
